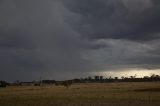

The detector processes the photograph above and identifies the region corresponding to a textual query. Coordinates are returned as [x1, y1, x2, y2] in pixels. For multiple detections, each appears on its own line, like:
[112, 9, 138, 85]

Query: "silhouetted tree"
[115, 77, 118, 80]
[0, 81, 7, 87]
[100, 76, 103, 80]
[121, 76, 125, 79]
[94, 76, 100, 81]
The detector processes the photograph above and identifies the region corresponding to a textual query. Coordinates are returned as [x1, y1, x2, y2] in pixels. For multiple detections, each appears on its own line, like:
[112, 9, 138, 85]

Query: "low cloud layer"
[0, 0, 160, 81]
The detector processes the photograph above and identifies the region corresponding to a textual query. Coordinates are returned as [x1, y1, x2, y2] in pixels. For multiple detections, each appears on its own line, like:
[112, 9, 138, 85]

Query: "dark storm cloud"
[62, 0, 160, 72]
[0, 0, 105, 81]
[0, 0, 160, 81]
[63, 0, 160, 41]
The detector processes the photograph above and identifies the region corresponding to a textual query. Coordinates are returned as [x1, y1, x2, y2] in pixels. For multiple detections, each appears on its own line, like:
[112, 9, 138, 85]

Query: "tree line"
[0, 74, 160, 88]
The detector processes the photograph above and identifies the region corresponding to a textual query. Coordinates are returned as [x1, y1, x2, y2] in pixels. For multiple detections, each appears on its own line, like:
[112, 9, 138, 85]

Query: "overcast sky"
[0, 0, 160, 81]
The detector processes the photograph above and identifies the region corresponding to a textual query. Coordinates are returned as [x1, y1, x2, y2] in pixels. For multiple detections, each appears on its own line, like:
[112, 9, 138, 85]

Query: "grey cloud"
[0, 0, 106, 81]
[63, 0, 160, 41]
[82, 39, 160, 70]
[0, 0, 160, 81]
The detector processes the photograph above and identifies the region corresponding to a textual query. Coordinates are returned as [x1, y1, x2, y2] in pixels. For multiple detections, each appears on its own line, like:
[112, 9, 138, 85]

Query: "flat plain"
[0, 82, 160, 106]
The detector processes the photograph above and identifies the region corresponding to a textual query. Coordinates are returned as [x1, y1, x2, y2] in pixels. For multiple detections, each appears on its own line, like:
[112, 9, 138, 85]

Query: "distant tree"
[0, 81, 7, 87]
[115, 77, 118, 80]
[134, 74, 137, 78]
[88, 76, 92, 81]
[100, 76, 103, 80]
[121, 76, 125, 79]
[109, 76, 112, 79]
[63, 80, 72, 89]
[150, 74, 156, 78]
[130, 76, 134, 79]
[155, 75, 160, 78]
[34, 81, 41, 86]
[94, 76, 100, 81]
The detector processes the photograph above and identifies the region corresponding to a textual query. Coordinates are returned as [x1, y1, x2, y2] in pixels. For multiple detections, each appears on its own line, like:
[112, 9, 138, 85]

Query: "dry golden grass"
[0, 82, 160, 106]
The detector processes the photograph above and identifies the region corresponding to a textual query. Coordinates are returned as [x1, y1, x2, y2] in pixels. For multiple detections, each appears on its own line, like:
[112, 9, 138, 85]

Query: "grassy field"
[0, 82, 160, 106]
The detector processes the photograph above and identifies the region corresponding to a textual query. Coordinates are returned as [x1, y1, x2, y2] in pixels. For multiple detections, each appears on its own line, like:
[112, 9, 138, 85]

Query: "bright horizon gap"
[91, 69, 160, 79]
